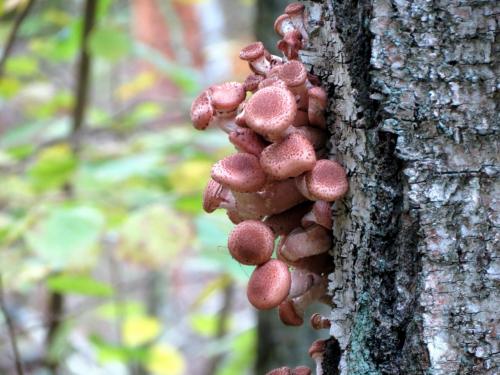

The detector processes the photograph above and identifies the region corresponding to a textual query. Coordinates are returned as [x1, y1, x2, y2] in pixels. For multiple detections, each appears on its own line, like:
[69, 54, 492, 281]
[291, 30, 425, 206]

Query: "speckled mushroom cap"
[278, 300, 303, 326]
[260, 132, 316, 180]
[239, 41, 266, 61]
[210, 82, 246, 112]
[211, 153, 266, 193]
[257, 76, 289, 91]
[279, 60, 307, 88]
[266, 367, 292, 375]
[190, 90, 213, 130]
[244, 86, 297, 141]
[228, 127, 268, 156]
[247, 259, 291, 310]
[297, 159, 349, 201]
[227, 220, 274, 265]
[243, 73, 264, 93]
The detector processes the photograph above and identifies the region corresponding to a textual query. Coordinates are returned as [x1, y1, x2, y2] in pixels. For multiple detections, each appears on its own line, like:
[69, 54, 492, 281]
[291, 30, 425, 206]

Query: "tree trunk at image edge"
[300, 0, 499, 374]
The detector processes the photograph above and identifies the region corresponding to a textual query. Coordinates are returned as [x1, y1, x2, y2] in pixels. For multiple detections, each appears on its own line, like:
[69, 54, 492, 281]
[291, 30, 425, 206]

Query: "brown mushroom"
[295, 159, 349, 201]
[240, 41, 271, 76]
[308, 339, 327, 375]
[247, 259, 291, 310]
[211, 153, 267, 193]
[279, 60, 308, 110]
[260, 132, 316, 180]
[244, 86, 297, 141]
[227, 220, 274, 265]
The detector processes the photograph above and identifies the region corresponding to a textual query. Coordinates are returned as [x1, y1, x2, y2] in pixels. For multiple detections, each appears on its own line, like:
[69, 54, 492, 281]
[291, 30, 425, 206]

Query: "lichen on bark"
[301, 0, 499, 374]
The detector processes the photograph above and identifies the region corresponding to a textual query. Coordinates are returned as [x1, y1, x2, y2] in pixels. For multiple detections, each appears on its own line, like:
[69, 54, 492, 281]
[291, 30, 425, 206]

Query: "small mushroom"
[202, 178, 236, 213]
[285, 3, 308, 42]
[295, 159, 349, 202]
[211, 153, 267, 193]
[260, 132, 316, 180]
[240, 41, 271, 76]
[310, 313, 331, 330]
[190, 90, 213, 130]
[308, 339, 326, 375]
[277, 29, 303, 60]
[247, 259, 291, 310]
[244, 86, 297, 142]
[228, 220, 274, 265]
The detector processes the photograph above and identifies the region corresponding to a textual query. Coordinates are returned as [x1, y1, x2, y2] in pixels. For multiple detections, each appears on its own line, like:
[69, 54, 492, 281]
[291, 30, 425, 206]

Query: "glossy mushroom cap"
[228, 220, 274, 265]
[278, 224, 331, 262]
[295, 159, 349, 201]
[210, 82, 246, 115]
[260, 132, 316, 180]
[229, 127, 268, 156]
[211, 153, 266, 193]
[244, 86, 297, 141]
[190, 90, 213, 130]
[247, 259, 291, 310]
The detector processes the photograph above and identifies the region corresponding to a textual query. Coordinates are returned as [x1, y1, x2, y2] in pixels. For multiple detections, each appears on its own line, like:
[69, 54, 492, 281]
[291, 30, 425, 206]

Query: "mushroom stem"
[308, 340, 326, 375]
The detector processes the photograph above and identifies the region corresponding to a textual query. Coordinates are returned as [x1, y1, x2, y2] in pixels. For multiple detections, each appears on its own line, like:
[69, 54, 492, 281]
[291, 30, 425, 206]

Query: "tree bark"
[300, 0, 499, 374]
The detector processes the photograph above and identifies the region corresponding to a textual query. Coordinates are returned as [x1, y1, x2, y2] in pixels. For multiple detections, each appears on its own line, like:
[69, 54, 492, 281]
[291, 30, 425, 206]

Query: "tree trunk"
[300, 0, 499, 374]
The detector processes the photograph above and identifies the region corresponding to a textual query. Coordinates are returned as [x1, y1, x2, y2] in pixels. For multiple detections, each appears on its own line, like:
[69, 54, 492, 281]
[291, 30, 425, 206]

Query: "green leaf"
[117, 204, 191, 267]
[123, 315, 161, 347]
[89, 26, 130, 61]
[146, 344, 186, 375]
[0, 77, 20, 98]
[27, 144, 77, 191]
[25, 206, 105, 270]
[189, 313, 219, 337]
[46, 274, 114, 297]
[5, 56, 38, 77]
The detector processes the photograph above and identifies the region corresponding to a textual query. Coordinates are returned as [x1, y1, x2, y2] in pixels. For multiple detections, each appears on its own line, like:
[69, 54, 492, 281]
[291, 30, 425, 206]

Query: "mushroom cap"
[278, 225, 331, 262]
[228, 127, 268, 156]
[211, 153, 266, 193]
[279, 60, 307, 88]
[240, 41, 265, 61]
[274, 14, 292, 37]
[308, 86, 327, 106]
[278, 300, 303, 326]
[260, 178, 308, 215]
[260, 132, 316, 180]
[258, 76, 289, 91]
[210, 82, 246, 111]
[202, 179, 227, 213]
[301, 200, 333, 229]
[190, 90, 213, 130]
[301, 159, 349, 201]
[285, 3, 305, 15]
[228, 220, 274, 265]
[244, 86, 297, 141]
[308, 339, 327, 359]
[292, 366, 312, 375]
[243, 73, 264, 93]
[247, 259, 291, 310]
[266, 367, 292, 375]
[310, 313, 331, 330]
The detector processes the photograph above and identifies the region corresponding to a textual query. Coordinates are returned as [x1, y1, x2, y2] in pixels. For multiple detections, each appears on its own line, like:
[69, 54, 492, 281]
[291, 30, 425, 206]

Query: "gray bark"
[301, 0, 499, 374]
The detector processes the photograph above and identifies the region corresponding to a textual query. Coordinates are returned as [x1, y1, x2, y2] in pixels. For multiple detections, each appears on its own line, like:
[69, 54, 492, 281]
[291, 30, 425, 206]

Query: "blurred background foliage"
[0, 0, 321, 374]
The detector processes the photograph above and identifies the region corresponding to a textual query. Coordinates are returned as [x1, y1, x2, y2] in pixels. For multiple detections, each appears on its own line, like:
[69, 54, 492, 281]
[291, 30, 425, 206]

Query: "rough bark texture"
[301, 0, 499, 374]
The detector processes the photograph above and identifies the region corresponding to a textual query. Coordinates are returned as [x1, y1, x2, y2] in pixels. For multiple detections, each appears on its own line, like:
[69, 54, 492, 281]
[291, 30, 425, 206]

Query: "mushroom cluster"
[190, 3, 343, 374]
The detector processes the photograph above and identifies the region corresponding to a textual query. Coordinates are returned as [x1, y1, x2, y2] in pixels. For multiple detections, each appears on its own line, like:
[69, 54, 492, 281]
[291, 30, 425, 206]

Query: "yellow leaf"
[115, 72, 155, 101]
[147, 344, 186, 375]
[122, 316, 161, 347]
[169, 159, 212, 195]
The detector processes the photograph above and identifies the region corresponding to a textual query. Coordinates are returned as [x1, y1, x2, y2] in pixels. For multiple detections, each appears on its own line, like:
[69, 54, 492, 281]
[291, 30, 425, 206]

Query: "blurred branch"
[45, 1, 98, 372]
[0, 276, 25, 375]
[205, 281, 235, 375]
[0, 0, 36, 78]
